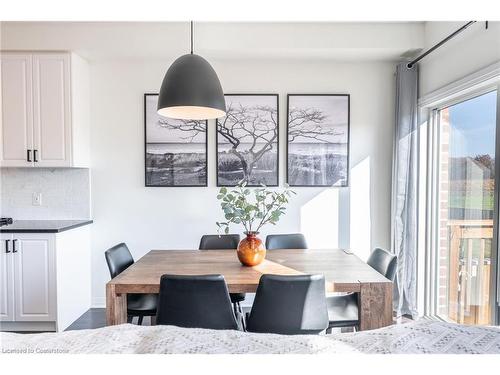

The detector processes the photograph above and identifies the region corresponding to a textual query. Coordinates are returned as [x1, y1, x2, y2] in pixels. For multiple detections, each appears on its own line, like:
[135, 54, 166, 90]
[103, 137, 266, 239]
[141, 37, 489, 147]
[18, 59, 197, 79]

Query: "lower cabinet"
[0, 234, 15, 321]
[0, 227, 90, 332]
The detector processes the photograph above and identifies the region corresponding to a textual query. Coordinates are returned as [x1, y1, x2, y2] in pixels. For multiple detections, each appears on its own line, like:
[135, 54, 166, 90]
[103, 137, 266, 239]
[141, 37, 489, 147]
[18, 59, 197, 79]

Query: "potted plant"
[216, 182, 295, 266]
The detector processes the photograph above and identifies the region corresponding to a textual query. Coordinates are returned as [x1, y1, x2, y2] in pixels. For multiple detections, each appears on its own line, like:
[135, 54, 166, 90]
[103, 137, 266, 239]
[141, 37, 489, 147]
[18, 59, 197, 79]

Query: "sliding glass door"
[434, 90, 498, 325]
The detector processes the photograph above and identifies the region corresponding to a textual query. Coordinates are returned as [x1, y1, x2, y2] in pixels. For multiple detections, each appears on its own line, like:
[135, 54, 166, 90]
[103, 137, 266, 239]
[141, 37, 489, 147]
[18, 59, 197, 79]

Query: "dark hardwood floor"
[65, 307, 253, 331]
[65, 307, 414, 331]
[65, 308, 107, 331]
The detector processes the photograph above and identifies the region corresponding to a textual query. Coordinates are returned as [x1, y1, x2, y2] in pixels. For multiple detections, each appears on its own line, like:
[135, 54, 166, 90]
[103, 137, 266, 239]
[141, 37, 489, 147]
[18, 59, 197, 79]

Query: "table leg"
[359, 282, 393, 331]
[106, 283, 127, 325]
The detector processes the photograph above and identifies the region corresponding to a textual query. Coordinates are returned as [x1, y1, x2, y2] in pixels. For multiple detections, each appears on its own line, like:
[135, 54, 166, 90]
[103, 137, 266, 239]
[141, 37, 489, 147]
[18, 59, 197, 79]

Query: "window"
[433, 90, 497, 324]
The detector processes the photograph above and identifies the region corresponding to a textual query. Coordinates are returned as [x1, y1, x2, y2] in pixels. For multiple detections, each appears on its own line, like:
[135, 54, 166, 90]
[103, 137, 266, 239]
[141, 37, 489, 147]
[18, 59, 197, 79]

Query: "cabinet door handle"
[12, 239, 18, 253]
[5, 239, 10, 253]
[27, 149, 32, 162]
[33, 149, 38, 163]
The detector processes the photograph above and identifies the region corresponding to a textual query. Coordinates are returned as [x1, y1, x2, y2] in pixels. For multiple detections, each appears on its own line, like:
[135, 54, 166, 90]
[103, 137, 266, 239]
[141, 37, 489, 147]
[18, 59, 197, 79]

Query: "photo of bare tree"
[287, 94, 349, 186]
[144, 94, 207, 187]
[217, 94, 279, 186]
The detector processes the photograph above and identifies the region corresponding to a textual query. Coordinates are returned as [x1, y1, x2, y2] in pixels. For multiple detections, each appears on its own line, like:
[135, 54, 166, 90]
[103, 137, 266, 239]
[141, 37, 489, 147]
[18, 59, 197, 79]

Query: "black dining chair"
[199, 234, 240, 250]
[367, 247, 398, 281]
[104, 243, 157, 325]
[199, 234, 245, 319]
[246, 274, 329, 335]
[156, 274, 240, 330]
[326, 247, 397, 332]
[265, 233, 308, 250]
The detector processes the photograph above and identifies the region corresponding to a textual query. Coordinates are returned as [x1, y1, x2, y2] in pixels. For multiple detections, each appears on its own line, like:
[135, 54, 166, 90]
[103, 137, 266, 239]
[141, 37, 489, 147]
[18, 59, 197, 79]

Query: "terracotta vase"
[237, 232, 266, 267]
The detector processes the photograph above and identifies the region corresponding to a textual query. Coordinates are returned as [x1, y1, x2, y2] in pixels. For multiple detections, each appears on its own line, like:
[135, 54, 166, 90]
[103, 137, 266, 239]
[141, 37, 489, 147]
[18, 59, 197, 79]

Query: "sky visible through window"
[449, 90, 497, 158]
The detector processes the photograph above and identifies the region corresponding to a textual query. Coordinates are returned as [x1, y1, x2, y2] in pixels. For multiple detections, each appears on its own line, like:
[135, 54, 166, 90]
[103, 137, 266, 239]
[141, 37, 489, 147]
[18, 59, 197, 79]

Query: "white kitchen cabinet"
[32, 53, 72, 167]
[0, 226, 91, 332]
[12, 234, 57, 321]
[0, 51, 90, 168]
[0, 234, 15, 321]
[0, 233, 56, 325]
[0, 53, 33, 167]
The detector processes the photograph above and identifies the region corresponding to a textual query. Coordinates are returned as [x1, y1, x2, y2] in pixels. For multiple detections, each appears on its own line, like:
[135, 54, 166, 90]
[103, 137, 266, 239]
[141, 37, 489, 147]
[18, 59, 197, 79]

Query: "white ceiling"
[0, 22, 424, 62]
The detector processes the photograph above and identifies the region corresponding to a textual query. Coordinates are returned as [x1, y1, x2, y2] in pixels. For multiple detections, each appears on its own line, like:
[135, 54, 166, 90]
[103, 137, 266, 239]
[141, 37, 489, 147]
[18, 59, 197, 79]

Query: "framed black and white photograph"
[144, 94, 208, 187]
[286, 94, 350, 187]
[216, 94, 279, 186]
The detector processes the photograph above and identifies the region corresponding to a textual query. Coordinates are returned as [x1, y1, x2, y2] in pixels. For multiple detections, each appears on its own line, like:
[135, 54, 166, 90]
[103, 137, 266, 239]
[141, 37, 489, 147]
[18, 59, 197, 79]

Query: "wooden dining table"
[106, 248, 393, 331]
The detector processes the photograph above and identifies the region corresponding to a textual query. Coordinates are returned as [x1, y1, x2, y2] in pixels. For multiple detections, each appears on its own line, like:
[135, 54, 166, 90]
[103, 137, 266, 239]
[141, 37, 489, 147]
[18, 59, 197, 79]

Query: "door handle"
[12, 239, 18, 253]
[5, 239, 10, 253]
[27, 149, 32, 162]
[33, 149, 38, 163]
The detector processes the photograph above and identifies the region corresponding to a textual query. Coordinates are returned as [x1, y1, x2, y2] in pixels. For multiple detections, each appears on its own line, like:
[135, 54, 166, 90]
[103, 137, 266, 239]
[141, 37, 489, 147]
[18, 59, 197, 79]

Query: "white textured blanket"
[1, 320, 499, 354]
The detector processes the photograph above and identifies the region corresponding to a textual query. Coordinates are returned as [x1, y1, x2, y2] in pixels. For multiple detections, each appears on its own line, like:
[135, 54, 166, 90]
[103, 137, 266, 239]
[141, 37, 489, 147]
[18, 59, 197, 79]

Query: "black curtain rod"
[407, 21, 477, 68]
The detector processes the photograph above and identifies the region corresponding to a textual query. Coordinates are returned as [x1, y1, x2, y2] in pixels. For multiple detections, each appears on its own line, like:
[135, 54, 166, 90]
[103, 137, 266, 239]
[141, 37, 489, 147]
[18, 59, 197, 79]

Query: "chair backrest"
[199, 234, 241, 250]
[367, 247, 397, 281]
[156, 274, 239, 330]
[105, 243, 134, 279]
[246, 274, 328, 335]
[265, 233, 308, 250]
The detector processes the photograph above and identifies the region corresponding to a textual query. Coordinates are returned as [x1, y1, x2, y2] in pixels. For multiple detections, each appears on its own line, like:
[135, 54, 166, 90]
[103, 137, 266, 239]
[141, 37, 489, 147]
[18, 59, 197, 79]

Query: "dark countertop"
[0, 220, 93, 233]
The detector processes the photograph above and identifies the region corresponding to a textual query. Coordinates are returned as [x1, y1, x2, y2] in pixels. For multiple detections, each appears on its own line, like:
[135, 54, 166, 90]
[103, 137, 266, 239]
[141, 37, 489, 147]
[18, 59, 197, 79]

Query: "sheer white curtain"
[391, 62, 419, 318]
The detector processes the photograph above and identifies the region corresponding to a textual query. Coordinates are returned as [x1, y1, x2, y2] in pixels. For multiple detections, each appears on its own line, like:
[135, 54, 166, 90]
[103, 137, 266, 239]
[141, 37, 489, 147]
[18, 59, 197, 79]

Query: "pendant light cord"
[190, 20, 194, 54]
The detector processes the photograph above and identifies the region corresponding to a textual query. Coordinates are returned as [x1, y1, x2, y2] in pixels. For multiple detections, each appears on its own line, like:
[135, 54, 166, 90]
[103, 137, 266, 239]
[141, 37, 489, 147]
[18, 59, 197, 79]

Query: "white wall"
[420, 21, 500, 96]
[89, 59, 395, 306]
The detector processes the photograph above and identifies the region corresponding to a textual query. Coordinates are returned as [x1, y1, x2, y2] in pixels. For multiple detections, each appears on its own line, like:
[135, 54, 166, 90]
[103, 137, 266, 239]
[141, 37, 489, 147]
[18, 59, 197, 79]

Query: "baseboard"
[0, 321, 56, 332]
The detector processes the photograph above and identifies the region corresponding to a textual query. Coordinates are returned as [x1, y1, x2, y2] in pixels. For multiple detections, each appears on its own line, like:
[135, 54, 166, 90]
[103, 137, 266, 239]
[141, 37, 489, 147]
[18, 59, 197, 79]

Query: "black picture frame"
[286, 94, 350, 187]
[216, 94, 279, 187]
[144, 93, 208, 187]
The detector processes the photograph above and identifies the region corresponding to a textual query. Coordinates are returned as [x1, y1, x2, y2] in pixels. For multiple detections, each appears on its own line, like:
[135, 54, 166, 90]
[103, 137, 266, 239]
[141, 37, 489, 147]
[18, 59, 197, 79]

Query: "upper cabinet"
[0, 53, 33, 167]
[0, 52, 90, 168]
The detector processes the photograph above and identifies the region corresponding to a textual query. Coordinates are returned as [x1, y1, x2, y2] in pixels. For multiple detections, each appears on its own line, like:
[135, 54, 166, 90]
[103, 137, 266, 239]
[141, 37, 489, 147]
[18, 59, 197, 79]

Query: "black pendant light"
[157, 21, 226, 120]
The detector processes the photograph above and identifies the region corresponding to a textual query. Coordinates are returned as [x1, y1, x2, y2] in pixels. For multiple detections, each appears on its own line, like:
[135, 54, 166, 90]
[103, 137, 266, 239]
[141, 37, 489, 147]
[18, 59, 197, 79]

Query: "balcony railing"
[446, 220, 492, 325]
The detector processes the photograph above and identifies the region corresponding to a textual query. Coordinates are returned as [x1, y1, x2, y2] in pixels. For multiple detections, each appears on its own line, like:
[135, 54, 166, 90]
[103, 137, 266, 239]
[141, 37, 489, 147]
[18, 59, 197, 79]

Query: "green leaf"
[216, 182, 296, 234]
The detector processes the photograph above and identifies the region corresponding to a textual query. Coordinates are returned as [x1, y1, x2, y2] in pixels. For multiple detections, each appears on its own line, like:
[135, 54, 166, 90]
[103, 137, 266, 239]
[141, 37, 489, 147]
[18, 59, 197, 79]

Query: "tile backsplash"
[0, 168, 91, 220]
